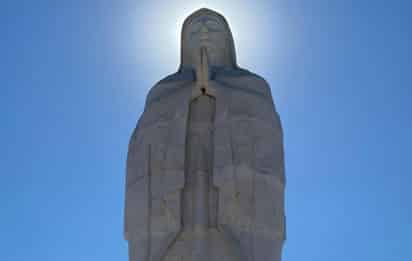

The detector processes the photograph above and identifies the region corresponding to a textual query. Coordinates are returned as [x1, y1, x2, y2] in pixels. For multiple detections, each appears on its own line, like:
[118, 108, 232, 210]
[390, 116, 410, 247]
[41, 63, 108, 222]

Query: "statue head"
[180, 8, 237, 71]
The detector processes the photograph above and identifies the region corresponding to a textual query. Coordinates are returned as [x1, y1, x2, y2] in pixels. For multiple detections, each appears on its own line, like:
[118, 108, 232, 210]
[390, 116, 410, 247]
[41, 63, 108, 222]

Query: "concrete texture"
[125, 8, 285, 261]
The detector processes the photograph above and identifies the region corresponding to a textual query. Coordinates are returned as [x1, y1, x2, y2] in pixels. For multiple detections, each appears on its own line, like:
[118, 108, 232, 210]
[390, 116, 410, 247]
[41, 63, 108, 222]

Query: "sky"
[1, 1, 411, 261]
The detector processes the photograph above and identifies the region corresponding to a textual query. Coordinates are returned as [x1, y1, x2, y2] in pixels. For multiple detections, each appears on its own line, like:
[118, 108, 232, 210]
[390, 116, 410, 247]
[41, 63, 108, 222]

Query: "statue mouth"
[200, 32, 209, 41]
[200, 41, 215, 51]
[200, 38, 210, 47]
[200, 40, 211, 47]
[199, 36, 215, 46]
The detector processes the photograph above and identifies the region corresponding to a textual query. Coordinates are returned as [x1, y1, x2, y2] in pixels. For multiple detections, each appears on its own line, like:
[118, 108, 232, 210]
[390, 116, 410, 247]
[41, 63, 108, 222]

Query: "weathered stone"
[124, 8, 286, 261]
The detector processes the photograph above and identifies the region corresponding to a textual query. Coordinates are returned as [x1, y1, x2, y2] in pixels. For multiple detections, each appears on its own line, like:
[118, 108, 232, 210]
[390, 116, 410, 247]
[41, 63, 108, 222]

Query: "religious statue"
[124, 8, 286, 261]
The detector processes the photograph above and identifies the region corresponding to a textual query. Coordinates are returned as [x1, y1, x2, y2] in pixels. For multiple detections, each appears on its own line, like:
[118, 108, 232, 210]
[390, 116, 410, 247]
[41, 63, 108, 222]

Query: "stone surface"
[125, 8, 286, 261]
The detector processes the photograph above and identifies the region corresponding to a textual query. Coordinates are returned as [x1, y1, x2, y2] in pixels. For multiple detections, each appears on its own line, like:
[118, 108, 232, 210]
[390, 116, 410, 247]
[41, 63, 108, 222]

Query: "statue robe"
[125, 68, 286, 261]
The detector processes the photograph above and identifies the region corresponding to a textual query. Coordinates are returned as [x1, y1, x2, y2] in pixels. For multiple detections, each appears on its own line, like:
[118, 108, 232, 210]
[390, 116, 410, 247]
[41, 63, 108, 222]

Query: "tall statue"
[124, 8, 286, 261]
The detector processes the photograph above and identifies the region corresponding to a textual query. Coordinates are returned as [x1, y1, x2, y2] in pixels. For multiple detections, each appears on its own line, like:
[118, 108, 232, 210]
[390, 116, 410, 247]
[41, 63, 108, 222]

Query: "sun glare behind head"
[132, 0, 287, 74]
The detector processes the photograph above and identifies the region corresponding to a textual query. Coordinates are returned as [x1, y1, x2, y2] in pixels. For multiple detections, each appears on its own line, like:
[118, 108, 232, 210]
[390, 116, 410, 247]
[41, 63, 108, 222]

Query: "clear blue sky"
[1, 1, 411, 261]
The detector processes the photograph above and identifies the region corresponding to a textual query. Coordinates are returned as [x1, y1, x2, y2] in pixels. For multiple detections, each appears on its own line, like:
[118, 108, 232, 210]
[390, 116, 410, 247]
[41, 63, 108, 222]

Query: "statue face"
[185, 14, 229, 66]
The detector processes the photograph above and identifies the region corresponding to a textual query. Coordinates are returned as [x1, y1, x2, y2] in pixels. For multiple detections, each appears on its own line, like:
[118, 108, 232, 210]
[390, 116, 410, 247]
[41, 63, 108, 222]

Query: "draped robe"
[125, 69, 286, 261]
[125, 8, 286, 261]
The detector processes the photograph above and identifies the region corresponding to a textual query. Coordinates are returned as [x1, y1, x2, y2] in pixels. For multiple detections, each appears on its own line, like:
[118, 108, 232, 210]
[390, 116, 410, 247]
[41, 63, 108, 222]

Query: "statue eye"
[190, 22, 203, 34]
[205, 20, 220, 30]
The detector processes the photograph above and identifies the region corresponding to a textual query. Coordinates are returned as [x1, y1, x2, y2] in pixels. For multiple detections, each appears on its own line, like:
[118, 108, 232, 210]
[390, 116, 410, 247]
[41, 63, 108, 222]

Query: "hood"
[179, 8, 238, 71]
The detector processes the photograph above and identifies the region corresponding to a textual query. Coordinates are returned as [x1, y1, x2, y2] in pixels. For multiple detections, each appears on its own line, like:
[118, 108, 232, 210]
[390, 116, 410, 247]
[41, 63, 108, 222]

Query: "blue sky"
[1, 1, 411, 261]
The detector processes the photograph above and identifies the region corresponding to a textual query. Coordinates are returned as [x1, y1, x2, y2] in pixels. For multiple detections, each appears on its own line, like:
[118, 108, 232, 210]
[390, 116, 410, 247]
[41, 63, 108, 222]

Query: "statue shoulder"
[145, 70, 194, 106]
[214, 67, 273, 101]
[216, 67, 270, 86]
[237, 68, 271, 87]
[158, 69, 195, 83]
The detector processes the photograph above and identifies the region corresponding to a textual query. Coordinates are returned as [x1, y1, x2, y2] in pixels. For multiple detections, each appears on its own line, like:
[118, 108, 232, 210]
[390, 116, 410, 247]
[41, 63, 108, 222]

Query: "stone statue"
[124, 8, 286, 261]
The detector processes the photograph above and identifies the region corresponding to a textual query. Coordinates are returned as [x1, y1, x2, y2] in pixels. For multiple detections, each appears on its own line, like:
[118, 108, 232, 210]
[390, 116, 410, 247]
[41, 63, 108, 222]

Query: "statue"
[124, 8, 286, 261]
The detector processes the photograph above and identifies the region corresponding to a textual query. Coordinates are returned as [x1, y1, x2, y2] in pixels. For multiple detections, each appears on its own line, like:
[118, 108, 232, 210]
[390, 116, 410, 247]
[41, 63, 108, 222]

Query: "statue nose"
[200, 24, 209, 33]
[200, 25, 209, 41]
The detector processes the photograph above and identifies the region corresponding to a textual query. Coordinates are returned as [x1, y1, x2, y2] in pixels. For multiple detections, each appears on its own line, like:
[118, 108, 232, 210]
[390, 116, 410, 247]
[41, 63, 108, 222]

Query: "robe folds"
[125, 68, 286, 261]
